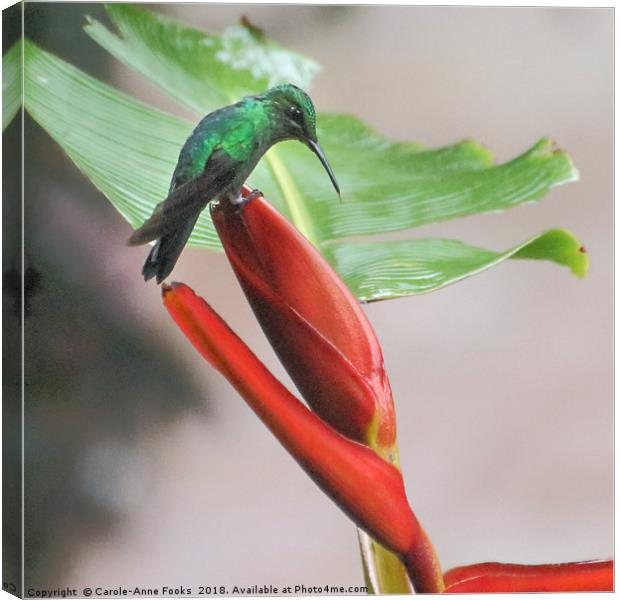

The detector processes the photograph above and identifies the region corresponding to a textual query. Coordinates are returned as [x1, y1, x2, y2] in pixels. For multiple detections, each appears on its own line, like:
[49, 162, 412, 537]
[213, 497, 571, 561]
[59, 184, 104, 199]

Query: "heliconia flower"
[210, 187, 395, 454]
[162, 189, 612, 594]
[443, 560, 613, 593]
[163, 282, 444, 593]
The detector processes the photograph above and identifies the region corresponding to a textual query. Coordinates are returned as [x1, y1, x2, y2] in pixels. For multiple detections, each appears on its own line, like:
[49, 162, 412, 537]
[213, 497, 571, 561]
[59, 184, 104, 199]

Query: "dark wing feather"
[127, 148, 241, 246]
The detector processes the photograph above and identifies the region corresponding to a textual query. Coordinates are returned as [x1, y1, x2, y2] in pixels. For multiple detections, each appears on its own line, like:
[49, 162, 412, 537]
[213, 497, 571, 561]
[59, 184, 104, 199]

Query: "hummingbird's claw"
[246, 188, 263, 202]
[229, 188, 263, 207]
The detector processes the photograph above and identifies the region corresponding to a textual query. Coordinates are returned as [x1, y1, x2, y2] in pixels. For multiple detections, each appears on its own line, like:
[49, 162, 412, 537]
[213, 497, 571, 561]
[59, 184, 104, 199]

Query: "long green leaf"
[310, 135, 577, 238]
[3, 40, 21, 130]
[25, 2, 588, 302]
[84, 4, 578, 245]
[23, 41, 587, 299]
[84, 4, 320, 115]
[331, 229, 588, 302]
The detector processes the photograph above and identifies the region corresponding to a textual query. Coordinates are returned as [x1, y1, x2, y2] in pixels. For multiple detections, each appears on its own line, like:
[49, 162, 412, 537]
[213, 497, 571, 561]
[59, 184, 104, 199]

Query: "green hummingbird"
[128, 83, 340, 283]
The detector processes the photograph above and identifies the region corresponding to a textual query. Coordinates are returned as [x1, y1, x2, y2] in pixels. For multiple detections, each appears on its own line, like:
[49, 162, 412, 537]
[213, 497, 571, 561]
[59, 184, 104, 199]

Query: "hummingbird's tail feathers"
[142, 214, 200, 284]
[142, 241, 163, 282]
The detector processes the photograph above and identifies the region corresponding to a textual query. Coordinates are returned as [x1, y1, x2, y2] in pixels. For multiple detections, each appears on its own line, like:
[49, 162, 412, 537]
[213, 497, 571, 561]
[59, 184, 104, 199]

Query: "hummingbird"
[128, 83, 340, 283]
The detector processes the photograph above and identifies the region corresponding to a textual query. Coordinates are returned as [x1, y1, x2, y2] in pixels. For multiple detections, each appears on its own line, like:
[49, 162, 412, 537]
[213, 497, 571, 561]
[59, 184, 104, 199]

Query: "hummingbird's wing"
[127, 147, 242, 246]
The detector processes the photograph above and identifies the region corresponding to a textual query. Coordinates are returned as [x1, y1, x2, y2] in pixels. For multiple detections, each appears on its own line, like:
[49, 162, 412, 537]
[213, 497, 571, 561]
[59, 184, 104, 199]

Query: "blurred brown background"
[17, 3, 612, 593]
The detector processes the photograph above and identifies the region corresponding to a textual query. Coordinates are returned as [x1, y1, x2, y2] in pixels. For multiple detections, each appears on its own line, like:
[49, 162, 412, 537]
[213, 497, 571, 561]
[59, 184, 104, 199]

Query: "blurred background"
[12, 3, 612, 593]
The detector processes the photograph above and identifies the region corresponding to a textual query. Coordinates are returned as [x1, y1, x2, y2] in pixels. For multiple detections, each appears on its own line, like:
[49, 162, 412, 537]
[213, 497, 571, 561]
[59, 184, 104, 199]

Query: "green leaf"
[510, 228, 589, 277]
[84, 4, 578, 246]
[313, 135, 577, 238]
[84, 4, 320, 114]
[331, 229, 588, 302]
[3, 40, 21, 130]
[24, 4, 588, 302]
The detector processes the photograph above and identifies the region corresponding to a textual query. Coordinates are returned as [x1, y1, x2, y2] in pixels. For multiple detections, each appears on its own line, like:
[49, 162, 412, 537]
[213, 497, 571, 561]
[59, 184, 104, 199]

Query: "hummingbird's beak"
[307, 139, 341, 200]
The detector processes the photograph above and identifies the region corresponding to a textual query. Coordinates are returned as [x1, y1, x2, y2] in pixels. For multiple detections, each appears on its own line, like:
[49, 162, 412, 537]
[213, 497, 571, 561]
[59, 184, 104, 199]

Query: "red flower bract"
[211, 189, 395, 450]
[443, 560, 613, 593]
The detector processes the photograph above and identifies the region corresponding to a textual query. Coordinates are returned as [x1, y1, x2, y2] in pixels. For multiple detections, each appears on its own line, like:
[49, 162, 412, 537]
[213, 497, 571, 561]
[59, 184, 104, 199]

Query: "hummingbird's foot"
[228, 188, 263, 207]
[245, 188, 263, 202]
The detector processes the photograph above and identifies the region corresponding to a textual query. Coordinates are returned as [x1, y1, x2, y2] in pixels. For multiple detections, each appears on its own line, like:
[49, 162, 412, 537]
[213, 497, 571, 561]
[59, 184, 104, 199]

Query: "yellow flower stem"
[265, 149, 322, 248]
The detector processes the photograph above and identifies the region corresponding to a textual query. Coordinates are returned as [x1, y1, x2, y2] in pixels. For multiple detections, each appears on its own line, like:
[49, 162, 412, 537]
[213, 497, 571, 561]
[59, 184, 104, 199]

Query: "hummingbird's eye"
[290, 106, 304, 123]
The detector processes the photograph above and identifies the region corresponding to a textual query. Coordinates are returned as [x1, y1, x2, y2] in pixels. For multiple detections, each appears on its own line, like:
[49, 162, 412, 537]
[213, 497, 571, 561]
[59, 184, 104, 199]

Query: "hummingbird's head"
[263, 84, 340, 198]
[264, 83, 318, 142]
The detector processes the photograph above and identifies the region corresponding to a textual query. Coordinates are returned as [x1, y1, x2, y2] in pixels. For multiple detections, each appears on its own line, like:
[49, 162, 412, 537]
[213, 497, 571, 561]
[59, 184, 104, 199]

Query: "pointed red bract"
[444, 560, 613, 592]
[211, 191, 395, 449]
[163, 282, 444, 593]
